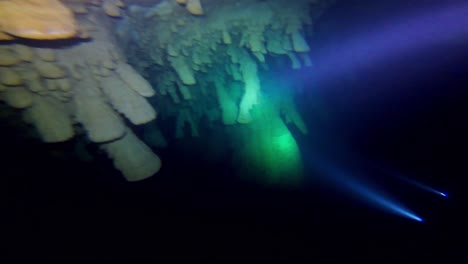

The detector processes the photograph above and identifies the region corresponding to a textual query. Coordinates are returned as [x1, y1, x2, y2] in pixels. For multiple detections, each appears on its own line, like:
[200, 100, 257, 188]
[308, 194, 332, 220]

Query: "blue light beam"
[315, 1, 468, 83]
[357, 157, 449, 199]
[313, 158, 424, 222]
[286, 1, 468, 90]
[393, 174, 448, 198]
[342, 175, 424, 222]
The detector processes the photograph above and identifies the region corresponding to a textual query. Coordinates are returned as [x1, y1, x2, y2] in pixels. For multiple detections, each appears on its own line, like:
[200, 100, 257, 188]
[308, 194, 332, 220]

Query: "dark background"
[2, 0, 467, 261]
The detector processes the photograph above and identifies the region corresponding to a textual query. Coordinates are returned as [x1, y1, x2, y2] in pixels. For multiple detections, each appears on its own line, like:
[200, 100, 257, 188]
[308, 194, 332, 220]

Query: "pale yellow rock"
[114, 0, 125, 8]
[0, 67, 22, 86]
[101, 128, 162, 181]
[168, 56, 196, 85]
[23, 95, 75, 143]
[14, 66, 48, 93]
[0, 0, 78, 40]
[70, 64, 83, 80]
[34, 61, 66, 79]
[25, 78, 47, 93]
[78, 29, 91, 39]
[45, 79, 58, 90]
[186, 0, 203, 15]
[87, 56, 100, 67]
[0, 31, 14, 41]
[13, 64, 36, 80]
[102, 58, 116, 69]
[56, 78, 71, 92]
[110, 49, 122, 62]
[92, 65, 113, 77]
[115, 63, 155, 97]
[62, 90, 73, 98]
[100, 67, 114, 77]
[0, 86, 33, 109]
[99, 75, 157, 125]
[176, 0, 188, 4]
[14, 45, 34, 62]
[35, 48, 56, 62]
[76, 21, 95, 36]
[90, 65, 100, 76]
[103, 0, 121, 17]
[74, 77, 126, 143]
[50, 90, 70, 102]
[0, 48, 20, 66]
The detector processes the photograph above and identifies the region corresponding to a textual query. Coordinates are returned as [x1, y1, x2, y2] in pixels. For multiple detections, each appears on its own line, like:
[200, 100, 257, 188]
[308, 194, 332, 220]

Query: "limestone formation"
[0, 0, 332, 184]
[101, 128, 162, 182]
[23, 95, 75, 143]
[0, 0, 78, 40]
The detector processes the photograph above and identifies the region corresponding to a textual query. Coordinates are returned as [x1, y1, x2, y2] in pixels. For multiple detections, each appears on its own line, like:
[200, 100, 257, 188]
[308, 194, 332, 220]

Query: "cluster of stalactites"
[0, 1, 163, 181]
[118, 0, 319, 130]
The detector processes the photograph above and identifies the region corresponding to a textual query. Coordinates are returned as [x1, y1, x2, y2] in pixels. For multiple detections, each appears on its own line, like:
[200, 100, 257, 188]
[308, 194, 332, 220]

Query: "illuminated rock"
[0, 0, 78, 40]
[0, 0, 332, 185]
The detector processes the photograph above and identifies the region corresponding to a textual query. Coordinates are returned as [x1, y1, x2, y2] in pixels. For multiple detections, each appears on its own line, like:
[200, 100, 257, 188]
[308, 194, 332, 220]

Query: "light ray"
[394, 174, 448, 198]
[313, 158, 424, 222]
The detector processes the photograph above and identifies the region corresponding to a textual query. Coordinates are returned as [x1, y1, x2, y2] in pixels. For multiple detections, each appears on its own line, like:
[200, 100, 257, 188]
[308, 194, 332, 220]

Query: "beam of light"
[342, 174, 424, 222]
[311, 157, 423, 222]
[392, 173, 448, 199]
[363, 157, 450, 199]
[290, 1, 468, 87]
[315, 1, 468, 82]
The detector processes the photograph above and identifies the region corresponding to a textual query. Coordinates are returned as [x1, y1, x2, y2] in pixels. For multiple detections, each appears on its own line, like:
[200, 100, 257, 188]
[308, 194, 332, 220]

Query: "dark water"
[3, 0, 467, 261]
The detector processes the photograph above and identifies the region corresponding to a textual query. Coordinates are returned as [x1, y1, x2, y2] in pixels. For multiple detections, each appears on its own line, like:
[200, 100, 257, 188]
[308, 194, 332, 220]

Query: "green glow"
[233, 95, 304, 186]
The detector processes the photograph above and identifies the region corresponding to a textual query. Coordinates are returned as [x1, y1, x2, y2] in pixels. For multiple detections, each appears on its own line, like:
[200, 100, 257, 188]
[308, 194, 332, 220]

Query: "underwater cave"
[1, 0, 467, 261]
